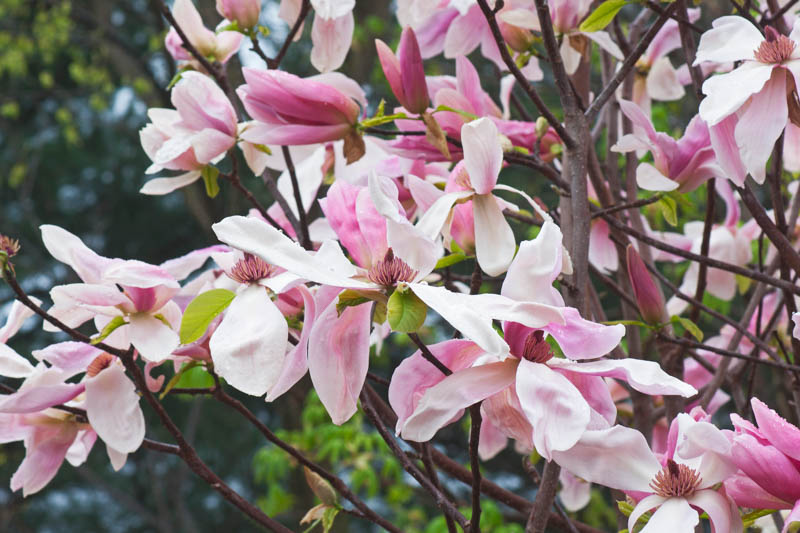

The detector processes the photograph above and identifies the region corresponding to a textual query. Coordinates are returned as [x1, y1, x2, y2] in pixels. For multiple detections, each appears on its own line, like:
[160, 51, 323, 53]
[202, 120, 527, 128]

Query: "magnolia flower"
[0, 300, 39, 378]
[725, 397, 800, 529]
[309, 0, 355, 73]
[216, 0, 261, 30]
[40, 225, 182, 362]
[612, 99, 721, 193]
[376, 27, 429, 115]
[237, 69, 366, 160]
[165, 0, 242, 65]
[627, 245, 665, 325]
[390, 220, 694, 459]
[553, 415, 742, 533]
[695, 17, 800, 184]
[140, 72, 238, 195]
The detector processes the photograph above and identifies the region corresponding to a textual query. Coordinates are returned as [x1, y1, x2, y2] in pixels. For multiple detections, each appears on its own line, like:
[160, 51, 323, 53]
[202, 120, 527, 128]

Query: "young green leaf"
[387, 285, 427, 333]
[672, 315, 704, 342]
[91, 315, 126, 345]
[579, 0, 629, 32]
[179, 289, 236, 344]
[201, 166, 220, 198]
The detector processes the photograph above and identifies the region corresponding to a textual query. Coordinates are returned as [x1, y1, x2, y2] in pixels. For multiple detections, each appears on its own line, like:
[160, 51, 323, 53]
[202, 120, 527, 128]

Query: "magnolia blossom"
[309, 0, 355, 73]
[216, 0, 261, 30]
[140, 72, 238, 195]
[0, 300, 39, 378]
[165, 0, 242, 65]
[237, 69, 364, 148]
[725, 398, 800, 531]
[696, 17, 800, 184]
[612, 99, 721, 193]
[553, 414, 742, 533]
[376, 27, 429, 115]
[40, 225, 182, 362]
[391, 221, 694, 460]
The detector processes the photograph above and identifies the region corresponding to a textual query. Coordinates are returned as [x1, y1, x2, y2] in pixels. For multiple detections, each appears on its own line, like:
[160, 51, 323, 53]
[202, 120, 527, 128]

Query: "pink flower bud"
[376, 27, 429, 115]
[216, 0, 261, 30]
[626, 245, 665, 325]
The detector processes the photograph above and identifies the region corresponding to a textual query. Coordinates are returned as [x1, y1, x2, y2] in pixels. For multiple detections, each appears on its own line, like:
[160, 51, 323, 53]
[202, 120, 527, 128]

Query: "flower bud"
[216, 0, 261, 30]
[626, 245, 665, 325]
[376, 27, 429, 115]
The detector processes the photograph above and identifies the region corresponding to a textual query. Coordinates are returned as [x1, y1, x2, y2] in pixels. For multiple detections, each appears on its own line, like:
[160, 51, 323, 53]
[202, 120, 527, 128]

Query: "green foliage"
[179, 289, 236, 344]
[579, 0, 629, 32]
[388, 284, 428, 333]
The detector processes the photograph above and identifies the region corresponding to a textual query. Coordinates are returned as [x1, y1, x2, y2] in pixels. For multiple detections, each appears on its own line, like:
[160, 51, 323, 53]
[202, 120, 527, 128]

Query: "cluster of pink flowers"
[7, 0, 800, 531]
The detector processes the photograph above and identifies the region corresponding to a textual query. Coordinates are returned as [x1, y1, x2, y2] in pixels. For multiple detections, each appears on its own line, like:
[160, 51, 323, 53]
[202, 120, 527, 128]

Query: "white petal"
[0, 344, 35, 379]
[462, 118, 503, 195]
[636, 162, 679, 192]
[694, 16, 763, 65]
[140, 171, 201, 195]
[699, 63, 773, 126]
[128, 314, 179, 363]
[209, 285, 288, 396]
[638, 497, 698, 533]
[85, 362, 145, 454]
[473, 194, 516, 277]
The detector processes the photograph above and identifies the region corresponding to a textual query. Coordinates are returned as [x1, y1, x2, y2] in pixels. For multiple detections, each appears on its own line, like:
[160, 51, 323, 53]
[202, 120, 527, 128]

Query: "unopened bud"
[535, 117, 550, 139]
[626, 245, 665, 325]
[0, 235, 20, 258]
[216, 0, 261, 30]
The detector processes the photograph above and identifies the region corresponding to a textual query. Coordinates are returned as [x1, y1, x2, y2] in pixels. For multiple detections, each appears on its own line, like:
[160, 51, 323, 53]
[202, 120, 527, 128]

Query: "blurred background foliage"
[0, 1, 740, 532]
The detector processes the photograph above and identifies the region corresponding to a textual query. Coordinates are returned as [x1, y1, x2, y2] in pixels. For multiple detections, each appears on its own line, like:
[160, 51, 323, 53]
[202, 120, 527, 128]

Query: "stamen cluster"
[754, 26, 796, 64]
[87, 353, 115, 377]
[0, 235, 20, 257]
[367, 249, 418, 287]
[521, 330, 554, 364]
[229, 253, 274, 284]
[649, 459, 702, 497]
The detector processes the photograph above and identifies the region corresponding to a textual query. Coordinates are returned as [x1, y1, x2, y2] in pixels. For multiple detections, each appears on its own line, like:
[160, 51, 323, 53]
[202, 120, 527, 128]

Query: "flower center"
[0, 235, 20, 257]
[229, 253, 274, 284]
[87, 353, 115, 377]
[367, 249, 418, 287]
[754, 26, 796, 64]
[521, 330, 553, 364]
[649, 460, 702, 498]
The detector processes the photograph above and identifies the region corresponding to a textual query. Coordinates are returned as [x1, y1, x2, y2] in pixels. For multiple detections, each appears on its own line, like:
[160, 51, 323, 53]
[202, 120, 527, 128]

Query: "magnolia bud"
[216, 0, 261, 30]
[626, 245, 665, 325]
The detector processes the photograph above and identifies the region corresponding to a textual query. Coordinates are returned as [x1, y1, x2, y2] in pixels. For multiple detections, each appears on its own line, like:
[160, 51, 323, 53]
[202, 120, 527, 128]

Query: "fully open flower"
[695, 17, 800, 184]
[553, 415, 741, 533]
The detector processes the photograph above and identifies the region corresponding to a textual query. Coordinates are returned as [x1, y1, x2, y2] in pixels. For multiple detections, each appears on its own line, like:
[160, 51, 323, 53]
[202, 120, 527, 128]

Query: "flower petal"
[128, 313, 179, 363]
[462, 118, 502, 195]
[473, 194, 516, 277]
[84, 362, 145, 454]
[209, 285, 289, 396]
[547, 357, 697, 396]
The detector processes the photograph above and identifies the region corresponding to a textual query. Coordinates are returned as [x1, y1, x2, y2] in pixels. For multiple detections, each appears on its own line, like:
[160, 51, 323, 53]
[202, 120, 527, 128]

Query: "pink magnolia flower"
[695, 17, 800, 185]
[628, 8, 701, 116]
[140, 72, 237, 195]
[216, 0, 261, 30]
[553, 414, 742, 533]
[390, 220, 693, 459]
[165, 0, 242, 65]
[725, 397, 800, 531]
[212, 177, 571, 423]
[376, 27, 429, 115]
[40, 225, 182, 362]
[612, 99, 721, 193]
[237, 69, 364, 146]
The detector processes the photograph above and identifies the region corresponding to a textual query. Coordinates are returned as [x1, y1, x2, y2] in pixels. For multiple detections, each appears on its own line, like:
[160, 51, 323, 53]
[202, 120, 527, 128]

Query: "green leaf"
[656, 196, 678, 226]
[336, 289, 372, 317]
[672, 315, 704, 342]
[253, 144, 272, 155]
[179, 289, 236, 344]
[434, 252, 468, 269]
[160, 361, 203, 399]
[201, 166, 220, 198]
[387, 285, 427, 333]
[579, 0, 629, 32]
[321, 507, 339, 533]
[602, 319, 650, 328]
[372, 300, 387, 325]
[91, 315, 126, 345]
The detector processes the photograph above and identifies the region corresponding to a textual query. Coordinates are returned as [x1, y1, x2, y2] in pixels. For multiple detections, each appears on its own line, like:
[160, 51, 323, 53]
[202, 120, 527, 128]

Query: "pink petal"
[84, 362, 145, 453]
[687, 489, 741, 533]
[477, 416, 508, 460]
[160, 245, 227, 282]
[32, 342, 102, 376]
[0, 299, 38, 344]
[308, 296, 371, 425]
[784, 499, 800, 533]
[400, 359, 518, 442]
[548, 358, 696, 396]
[699, 62, 773, 126]
[646, 57, 684, 101]
[0, 367, 85, 414]
[735, 68, 788, 184]
[542, 307, 625, 359]
[751, 397, 800, 462]
[443, 6, 485, 58]
[709, 114, 748, 187]
[11, 421, 79, 496]
[559, 469, 592, 512]
[461, 118, 502, 195]
[140, 170, 202, 195]
[0, 344, 35, 379]
[40, 225, 113, 284]
[515, 360, 591, 459]
[209, 285, 289, 396]
[588, 219, 618, 274]
[310, 12, 353, 73]
[266, 285, 316, 401]
[389, 339, 486, 432]
[551, 425, 662, 492]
